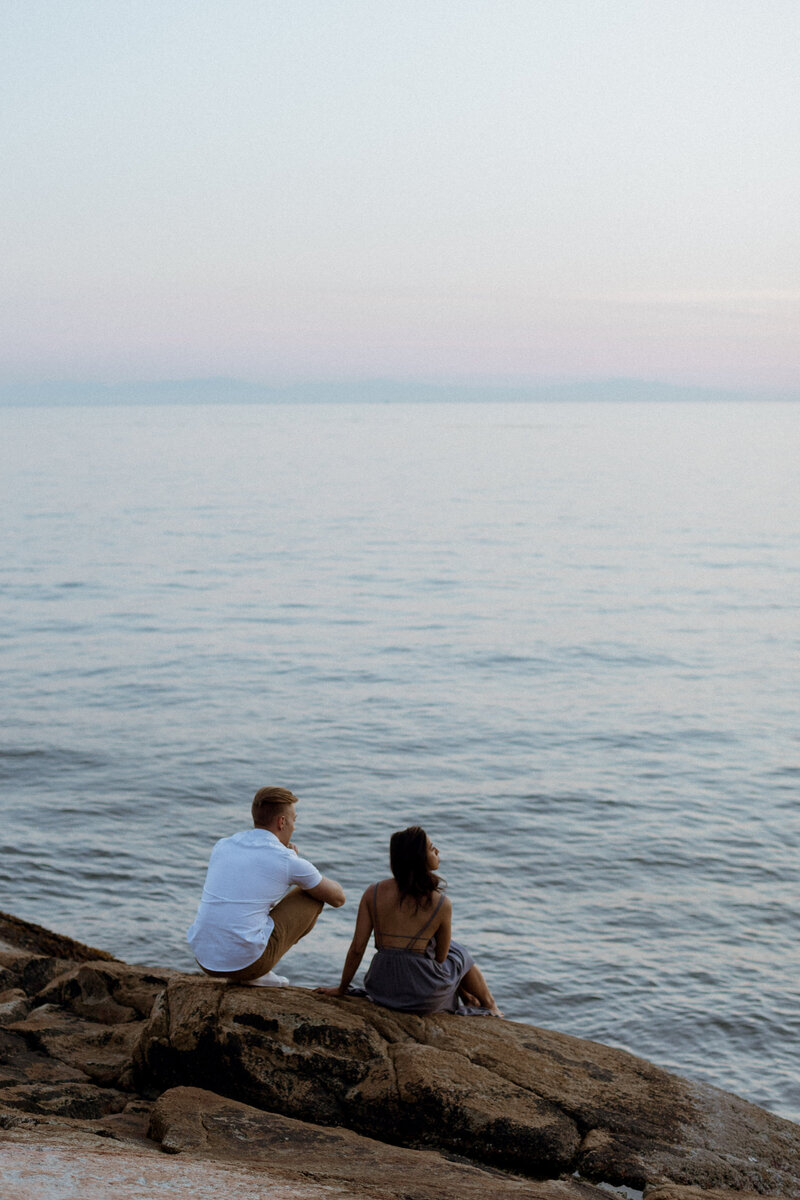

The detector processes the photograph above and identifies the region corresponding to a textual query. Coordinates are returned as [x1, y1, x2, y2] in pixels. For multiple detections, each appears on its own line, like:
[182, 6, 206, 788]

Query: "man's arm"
[305, 876, 346, 907]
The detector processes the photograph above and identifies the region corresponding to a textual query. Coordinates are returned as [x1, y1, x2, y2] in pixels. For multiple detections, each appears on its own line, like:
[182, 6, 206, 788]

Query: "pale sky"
[2, 1, 799, 391]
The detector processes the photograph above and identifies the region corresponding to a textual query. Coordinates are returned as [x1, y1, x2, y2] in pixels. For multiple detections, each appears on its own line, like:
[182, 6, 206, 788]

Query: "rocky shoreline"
[1, 909, 798, 1200]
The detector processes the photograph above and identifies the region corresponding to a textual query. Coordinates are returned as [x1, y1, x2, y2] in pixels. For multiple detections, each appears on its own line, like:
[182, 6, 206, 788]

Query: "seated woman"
[319, 826, 502, 1015]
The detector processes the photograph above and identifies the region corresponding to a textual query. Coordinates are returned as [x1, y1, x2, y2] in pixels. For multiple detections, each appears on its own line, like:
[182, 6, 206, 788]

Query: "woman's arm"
[433, 895, 452, 962]
[318, 888, 374, 996]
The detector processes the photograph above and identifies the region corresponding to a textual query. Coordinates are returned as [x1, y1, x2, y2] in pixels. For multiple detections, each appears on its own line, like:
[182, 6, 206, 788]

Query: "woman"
[319, 826, 502, 1015]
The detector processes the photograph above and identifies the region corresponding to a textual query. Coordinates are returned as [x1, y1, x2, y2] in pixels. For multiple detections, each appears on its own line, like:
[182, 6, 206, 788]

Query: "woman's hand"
[315, 985, 345, 996]
[459, 989, 481, 1007]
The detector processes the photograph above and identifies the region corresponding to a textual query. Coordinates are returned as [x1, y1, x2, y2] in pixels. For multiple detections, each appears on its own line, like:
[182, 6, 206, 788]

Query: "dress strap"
[371, 883, 382, 937]
[406, 892, 445, 949]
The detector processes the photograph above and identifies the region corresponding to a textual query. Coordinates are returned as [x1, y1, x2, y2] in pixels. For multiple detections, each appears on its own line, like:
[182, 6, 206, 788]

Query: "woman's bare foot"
[461, 964, 503, 1015]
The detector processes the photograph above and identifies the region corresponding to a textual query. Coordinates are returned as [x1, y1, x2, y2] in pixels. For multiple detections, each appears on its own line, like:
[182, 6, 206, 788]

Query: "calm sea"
[1, 398, 798, 1122]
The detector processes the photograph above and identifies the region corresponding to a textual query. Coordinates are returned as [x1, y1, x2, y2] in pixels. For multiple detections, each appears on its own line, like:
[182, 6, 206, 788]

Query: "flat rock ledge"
[1, 910, 799, 1200]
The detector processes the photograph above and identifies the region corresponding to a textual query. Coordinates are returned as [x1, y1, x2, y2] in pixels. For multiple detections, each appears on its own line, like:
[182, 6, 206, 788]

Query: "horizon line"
[1, 375, 798, 406]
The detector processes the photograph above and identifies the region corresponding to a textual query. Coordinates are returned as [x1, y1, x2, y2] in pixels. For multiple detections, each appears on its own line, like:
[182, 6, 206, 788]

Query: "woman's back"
[370, 878, 446, 953]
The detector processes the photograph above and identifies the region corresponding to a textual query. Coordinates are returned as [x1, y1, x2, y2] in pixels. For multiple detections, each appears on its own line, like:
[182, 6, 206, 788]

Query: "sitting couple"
[187, 786, 501, 1016]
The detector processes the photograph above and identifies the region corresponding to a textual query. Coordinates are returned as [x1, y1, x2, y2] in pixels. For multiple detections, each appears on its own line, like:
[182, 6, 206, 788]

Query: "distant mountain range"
[1, 376, 796, 405]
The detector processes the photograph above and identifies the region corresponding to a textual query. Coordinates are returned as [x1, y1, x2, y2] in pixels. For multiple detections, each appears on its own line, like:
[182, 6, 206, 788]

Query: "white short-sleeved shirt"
[187, 827, 322, 971]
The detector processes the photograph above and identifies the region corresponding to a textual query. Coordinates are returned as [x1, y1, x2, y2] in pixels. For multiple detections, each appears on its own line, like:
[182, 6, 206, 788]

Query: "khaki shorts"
[199, 887, 324, 983]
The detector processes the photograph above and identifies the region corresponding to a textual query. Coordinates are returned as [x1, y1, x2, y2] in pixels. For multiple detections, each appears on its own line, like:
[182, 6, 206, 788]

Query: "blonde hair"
[252, 786, 298, 827]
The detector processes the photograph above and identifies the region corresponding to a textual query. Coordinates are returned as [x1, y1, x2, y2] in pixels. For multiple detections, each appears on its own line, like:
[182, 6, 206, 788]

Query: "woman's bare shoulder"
[362, 879, 394, 900]
[419, 888, 450, 915]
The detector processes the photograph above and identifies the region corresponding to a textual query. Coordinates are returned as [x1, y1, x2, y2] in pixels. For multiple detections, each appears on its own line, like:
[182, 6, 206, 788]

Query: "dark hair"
[252, 786, 298, 828]
[389, 826, 440, 909]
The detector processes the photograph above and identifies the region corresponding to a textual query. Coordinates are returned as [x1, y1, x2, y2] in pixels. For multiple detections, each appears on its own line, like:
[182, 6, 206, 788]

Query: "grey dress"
[362, 884, 475, 1014]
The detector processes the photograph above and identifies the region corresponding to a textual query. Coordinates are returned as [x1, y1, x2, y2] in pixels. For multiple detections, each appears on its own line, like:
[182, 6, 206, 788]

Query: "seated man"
[187, 786, 345, 986]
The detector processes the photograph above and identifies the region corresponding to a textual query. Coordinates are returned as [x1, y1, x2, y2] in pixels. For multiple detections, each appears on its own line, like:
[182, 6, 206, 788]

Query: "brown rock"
[3, 911, 799, 1198]
[8, 1003, 141, 1087]
[0, 1027, 90, 1087]
[0, 1079, 128, 1119]
[392, 1040, 580, 1171]
[398, 1007, 800, 1195]
[0, 989, 31, 1025]
[0, 910, 116, 962]
[135, 977, 401, 1130]
[0, 1122, 338, 1200]
[34, 960, 176, 1024]
[576, 1088, 800, 1196]
[149, 1084, 604, 1200]
[420, 1012, 691, 1140]
[0, 961, 19, 993]
[133, 981, 800, 1194]
[0, 949, 78, 997]
[646, 1187, 788, 1200]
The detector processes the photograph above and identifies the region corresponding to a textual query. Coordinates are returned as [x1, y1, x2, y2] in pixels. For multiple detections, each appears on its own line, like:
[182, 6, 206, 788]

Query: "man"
[187, 786, 345, 986]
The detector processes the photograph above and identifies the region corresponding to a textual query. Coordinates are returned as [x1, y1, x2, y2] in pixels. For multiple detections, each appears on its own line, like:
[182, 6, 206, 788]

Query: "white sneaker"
[243, 970, 289, 987]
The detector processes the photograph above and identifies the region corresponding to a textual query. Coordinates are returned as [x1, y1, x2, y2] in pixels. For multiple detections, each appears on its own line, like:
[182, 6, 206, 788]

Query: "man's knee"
[289, 890, 324, 934]
[281, 887, 323, 917]
[269, 888, 324, 952]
